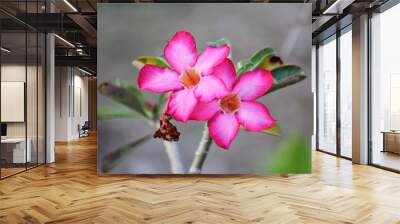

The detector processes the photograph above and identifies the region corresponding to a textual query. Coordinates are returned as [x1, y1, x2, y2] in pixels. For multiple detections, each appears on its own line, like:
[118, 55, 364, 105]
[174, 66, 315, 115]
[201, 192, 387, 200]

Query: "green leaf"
[116, 80, 154, 119]
[265, 135, 311, 174]
[258, 55, 283, 71]
[98, 82, 152, 119]
[208, 37, 232, 58]
[115, 79, 141, 92]
[236, 48, 274, 75]
[102, 135, 152, 172]
[132, 56, 169, 69]
[267, 75, 307, 94]
[271, 65, 304, 81]
[265, 65, 306, 95]
[240, 123, 280, 137]
[262, 124, 281, 136]
[98, 107, 138, 120]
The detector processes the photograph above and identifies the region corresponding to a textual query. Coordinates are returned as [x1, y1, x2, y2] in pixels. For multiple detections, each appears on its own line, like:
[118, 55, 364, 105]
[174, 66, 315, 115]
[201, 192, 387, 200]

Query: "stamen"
[181, 68, 200, 88]
[220, 94, 240, 113]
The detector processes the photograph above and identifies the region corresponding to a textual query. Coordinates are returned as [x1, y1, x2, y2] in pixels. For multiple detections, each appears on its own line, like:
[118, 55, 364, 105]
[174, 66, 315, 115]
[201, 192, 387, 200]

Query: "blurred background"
[97, 3, 312, 174]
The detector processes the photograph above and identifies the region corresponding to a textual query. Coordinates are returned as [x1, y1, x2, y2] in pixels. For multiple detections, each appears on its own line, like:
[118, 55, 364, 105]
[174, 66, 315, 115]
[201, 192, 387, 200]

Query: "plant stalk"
[163, 141, 185, 174]
[189, 125, 213, 174]
[151, 120, 185, 174]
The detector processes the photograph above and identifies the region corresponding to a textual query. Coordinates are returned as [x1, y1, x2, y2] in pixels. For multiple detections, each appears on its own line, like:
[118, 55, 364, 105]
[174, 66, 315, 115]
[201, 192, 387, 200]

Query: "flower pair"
[138, 31, 276, 149]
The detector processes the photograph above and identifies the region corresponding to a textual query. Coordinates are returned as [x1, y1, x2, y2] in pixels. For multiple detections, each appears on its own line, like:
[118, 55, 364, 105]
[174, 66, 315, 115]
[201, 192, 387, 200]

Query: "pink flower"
[137, 31, 230, 123]
[190, 59, 277, 149]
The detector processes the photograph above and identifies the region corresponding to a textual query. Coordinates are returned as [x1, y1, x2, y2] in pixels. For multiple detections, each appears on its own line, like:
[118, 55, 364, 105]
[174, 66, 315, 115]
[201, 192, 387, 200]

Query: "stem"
[189, 124, 213, 174]
[163, 141, 185, 174]
[151, 120, 185, 174]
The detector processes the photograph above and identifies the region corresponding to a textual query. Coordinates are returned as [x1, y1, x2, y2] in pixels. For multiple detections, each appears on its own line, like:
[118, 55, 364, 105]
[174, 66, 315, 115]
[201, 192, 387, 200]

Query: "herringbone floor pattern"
[1, 135, 400, 224]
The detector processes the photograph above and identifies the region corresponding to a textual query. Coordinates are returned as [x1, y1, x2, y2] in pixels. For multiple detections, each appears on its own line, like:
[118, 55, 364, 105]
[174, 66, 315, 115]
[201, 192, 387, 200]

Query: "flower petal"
[164, 31, 197, 74]
[167, 89, 197, 123]
[209, 58, 236, 90]
[232, 69, 273, 100]
[194, 76, 229, 102]
[189, 100, 219, 121]
[236, 101, 276, 131]
[195, 45, 230, 76]
[138, 65, 182, 93]
[208, 112, 240, 150]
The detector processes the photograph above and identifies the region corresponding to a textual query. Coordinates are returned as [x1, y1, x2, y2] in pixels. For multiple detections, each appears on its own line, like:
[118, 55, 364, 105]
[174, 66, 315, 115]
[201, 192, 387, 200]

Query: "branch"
[189, 125, 213, 174]
[152, 119, 185, 174]
[163, 141, 185, 174]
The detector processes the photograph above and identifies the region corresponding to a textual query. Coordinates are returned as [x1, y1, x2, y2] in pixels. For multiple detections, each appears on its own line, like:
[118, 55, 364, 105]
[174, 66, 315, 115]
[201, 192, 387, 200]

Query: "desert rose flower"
[189, 58, 277, 149]
[137, 31, 230, 122]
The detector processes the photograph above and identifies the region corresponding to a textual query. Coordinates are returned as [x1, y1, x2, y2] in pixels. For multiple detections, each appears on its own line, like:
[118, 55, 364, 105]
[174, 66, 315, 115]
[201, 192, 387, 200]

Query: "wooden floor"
[372, 150, 400, 171]
[1, 135, 400, 224]
[1, 167, 26, 178]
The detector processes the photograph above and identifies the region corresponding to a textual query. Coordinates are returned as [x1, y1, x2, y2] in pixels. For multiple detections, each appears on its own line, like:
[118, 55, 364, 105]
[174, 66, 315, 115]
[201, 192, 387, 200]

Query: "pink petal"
[189, 100, 219, 121]
[208, 112, 240, 150]
[166, 89, 197, 123]
[195, 45, 230, 76]
[164, 31, 197, 74]
[138, 65, 182, 93]
[232, 69, 273, 100]
[209, 58, 236, 90]
[194, 76, 229, 102]
[236, 101, 276, 131]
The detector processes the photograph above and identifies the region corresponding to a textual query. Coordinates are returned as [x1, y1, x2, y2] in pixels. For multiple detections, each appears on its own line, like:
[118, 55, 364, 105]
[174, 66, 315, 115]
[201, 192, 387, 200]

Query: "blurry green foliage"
[262, 123, 281, 136]
[98, 107, 138, 120]
[102, 134, 152, 172]
[132, 56, 169, 69]
[153, 94, 167, 120]
[265, 134, 311, 174]
[98, 81, 152, 119]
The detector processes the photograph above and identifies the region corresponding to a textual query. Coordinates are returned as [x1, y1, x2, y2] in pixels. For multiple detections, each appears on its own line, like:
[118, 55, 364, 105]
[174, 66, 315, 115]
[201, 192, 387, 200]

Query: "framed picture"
[98, 3, 312, 174]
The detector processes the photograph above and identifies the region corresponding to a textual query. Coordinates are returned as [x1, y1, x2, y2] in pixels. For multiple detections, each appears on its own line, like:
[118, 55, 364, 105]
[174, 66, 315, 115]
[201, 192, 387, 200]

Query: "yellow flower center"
[220, 94, 240, 113]
[181, 68, 200, 88]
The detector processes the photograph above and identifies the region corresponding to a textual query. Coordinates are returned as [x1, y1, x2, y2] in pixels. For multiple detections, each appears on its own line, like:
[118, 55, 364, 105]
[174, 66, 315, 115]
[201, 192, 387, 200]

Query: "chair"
[78, 121, 90, 138]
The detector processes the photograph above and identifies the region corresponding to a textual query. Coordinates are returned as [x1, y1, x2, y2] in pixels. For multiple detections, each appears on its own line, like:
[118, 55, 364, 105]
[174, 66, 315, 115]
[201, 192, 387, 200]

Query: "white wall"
[55, 67, 69, 141]
[71, 73, 89, 138]
[1, 63, 46, 164]
[1, 65, 26, 131]
[1, 65, 40, 138]
[55, 67, 89, 141]
[1, 82, 25, 122]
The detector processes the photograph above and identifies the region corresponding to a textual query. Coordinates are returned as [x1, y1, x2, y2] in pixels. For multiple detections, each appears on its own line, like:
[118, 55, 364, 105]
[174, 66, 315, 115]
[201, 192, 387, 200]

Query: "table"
[1, 138, 31, 163]
[382, 131, 400, 154]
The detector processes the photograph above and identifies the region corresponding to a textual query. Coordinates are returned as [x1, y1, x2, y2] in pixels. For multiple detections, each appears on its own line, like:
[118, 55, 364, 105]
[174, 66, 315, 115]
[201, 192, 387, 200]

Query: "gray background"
[98, 3, 312, 174]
